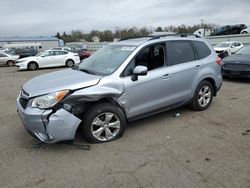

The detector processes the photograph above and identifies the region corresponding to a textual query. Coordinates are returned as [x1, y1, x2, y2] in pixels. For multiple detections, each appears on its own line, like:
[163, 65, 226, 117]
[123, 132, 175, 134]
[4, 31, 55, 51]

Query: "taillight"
[215, 57, 222, 66]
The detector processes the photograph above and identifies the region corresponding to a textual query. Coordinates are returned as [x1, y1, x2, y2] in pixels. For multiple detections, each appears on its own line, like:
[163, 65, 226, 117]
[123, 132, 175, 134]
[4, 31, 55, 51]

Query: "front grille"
[223, 63, 250, 71]
[19, 97, 29, 109]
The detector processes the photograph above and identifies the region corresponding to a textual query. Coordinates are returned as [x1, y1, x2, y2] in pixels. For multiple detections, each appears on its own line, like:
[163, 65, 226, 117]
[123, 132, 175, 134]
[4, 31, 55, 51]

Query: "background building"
[0, 36, 64, 50]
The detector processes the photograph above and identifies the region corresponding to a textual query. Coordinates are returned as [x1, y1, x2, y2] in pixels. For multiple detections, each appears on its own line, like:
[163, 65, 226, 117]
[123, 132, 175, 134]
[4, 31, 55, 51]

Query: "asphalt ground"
[0, 66, 249, 188]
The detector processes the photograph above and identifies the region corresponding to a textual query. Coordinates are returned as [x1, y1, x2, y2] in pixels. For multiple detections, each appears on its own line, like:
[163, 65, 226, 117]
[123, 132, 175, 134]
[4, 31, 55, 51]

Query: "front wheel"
[190, 81, 214, 111]
[28, 62, 38, 70]
[82, 103, 126, 143]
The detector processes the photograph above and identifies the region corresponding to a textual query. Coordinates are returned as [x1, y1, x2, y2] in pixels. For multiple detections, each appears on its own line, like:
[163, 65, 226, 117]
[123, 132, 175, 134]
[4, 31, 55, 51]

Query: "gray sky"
[0, 0, 250, 36]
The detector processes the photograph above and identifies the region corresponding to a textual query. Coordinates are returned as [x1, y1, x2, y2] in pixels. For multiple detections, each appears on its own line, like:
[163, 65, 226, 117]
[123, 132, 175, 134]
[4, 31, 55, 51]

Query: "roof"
[0, 36, 59, 42]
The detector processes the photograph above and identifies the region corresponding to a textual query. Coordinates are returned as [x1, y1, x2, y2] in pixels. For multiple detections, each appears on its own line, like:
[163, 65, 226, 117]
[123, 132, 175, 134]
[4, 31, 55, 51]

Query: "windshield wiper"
[78, 68, 96, 75]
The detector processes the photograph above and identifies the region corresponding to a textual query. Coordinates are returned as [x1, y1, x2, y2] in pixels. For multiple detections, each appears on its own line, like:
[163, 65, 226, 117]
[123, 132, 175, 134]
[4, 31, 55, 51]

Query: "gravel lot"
[0, 66, 249, 188]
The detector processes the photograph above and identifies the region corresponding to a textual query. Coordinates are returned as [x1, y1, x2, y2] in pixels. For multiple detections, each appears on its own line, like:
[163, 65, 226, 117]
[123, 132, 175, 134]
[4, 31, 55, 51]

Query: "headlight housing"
[31, 90, 69, 109]
[16, 60, 27, 63]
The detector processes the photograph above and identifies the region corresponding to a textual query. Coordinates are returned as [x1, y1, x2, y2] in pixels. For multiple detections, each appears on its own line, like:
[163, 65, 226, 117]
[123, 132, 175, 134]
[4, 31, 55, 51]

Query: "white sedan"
[16, 50, 80, 70]
[213, 41, 244, 57]
[0, 52, 19, 66]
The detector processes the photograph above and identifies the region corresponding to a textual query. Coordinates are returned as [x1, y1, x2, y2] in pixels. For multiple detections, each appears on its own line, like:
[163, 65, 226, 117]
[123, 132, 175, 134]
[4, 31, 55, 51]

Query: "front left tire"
[28, 62, 38, 71]
[82, 103, 127, 143]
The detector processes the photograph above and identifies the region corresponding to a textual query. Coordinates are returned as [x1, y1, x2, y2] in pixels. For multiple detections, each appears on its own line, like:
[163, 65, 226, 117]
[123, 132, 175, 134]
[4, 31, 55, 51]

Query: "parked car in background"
[16, 34, 222, 144]
[0, 52, 19, 66]
[6, 48, 37, 58]
[214, 41, 244, 58]
[240, 27, 250, 34]
[194, 28, 213, 37]
[211, 24, 247, 36]
[75, 49, 91, 60]
[222, 45, 250, 78]
[50, 47, 73, 52]
[16, 50, 80, 70]
[4, 43, 42, 58]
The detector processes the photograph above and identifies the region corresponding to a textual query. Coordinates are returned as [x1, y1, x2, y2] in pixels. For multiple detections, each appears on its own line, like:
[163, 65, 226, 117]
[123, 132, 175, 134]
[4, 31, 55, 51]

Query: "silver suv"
[16, 34, 223, 144]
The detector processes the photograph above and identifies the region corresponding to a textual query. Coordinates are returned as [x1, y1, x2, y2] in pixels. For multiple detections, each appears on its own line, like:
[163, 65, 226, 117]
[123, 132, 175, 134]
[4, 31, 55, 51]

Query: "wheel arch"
[66, 58, 75, 63]
[84, 97, 127, 120]
[200, 77, 217, 96]
[28, 61, 39, 68]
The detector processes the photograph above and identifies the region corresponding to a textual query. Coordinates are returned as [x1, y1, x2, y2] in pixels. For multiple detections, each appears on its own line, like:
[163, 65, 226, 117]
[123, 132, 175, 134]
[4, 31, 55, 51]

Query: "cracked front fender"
[45, 109, 81, 143]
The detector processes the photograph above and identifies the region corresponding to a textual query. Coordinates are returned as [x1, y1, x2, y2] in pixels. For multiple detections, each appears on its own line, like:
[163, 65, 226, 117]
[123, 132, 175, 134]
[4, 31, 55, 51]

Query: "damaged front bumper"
[16, 97, 81, 144]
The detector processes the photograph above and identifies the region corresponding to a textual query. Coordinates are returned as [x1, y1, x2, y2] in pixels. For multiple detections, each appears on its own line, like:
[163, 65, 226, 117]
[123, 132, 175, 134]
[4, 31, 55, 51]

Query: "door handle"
[162, 74, 172, 79]
[195, 65, 202, 70]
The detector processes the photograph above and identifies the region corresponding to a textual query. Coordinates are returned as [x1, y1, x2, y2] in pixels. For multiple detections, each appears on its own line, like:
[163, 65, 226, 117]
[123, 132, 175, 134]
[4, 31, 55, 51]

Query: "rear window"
[167, 41, 195, 66]
[193, 41, 211, 59]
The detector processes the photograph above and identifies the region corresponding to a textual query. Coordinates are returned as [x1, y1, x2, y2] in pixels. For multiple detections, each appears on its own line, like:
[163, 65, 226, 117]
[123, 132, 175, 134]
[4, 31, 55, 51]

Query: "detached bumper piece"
[17, 98, 81, 144]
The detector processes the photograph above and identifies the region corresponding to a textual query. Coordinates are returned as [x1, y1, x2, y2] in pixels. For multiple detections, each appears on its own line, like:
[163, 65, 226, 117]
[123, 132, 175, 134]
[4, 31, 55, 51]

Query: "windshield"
[236, 45, 250, 55]
[36, 52, 43, 56]
[6, 49, 15, 55]
[215, 43, 231, 48]
[78, 45, 136, 75]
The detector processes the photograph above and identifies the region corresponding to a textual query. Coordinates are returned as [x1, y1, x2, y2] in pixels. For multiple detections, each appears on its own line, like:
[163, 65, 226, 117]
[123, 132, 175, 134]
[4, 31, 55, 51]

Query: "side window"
[167, 41, 195, 66]
[55, 51, 63, 56]
[234, 42, 241, 47]
[193, 41, 211, 59]
[122, 43, 165, 77]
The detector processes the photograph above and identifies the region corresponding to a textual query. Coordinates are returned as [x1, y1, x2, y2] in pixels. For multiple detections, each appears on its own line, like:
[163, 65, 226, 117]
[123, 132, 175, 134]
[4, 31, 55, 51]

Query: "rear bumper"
[221, 69, 250, 78]
[16, 97, 81, 144]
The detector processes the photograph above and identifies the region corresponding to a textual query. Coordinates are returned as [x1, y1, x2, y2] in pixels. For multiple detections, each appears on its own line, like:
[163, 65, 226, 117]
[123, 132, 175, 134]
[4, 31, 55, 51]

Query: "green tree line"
[55, 24, 216, 42]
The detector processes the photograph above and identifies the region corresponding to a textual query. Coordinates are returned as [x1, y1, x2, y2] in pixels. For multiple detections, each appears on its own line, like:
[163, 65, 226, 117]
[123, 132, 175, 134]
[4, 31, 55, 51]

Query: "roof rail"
[118, 33, 201, 42]
[148, 33, 201, 40]
[119, 36, 149, 41]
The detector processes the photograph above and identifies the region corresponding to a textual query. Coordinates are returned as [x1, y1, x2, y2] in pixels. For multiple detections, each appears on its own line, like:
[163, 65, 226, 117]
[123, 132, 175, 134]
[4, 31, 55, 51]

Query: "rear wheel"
[82, 103, 126, 143]
[190, 80, 214, 111]
[66, 59, 74, 67]
[242, 31, 247, 34]
[28, 62, 38, 70]
[7, 60, 15, 67]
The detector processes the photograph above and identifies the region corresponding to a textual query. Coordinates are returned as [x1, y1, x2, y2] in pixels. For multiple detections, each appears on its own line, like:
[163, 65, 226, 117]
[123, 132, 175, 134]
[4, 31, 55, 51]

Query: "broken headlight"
[31, 90, 69, 109]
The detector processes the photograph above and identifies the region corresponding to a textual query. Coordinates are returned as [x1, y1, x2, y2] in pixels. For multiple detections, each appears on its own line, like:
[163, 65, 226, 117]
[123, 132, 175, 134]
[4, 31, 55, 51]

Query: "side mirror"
[131, 66, 148, 81]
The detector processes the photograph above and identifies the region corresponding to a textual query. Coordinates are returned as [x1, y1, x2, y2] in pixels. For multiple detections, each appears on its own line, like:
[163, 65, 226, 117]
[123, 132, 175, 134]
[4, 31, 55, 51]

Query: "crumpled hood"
[22, 68, 102, 97]
[223, 54, 250, 64]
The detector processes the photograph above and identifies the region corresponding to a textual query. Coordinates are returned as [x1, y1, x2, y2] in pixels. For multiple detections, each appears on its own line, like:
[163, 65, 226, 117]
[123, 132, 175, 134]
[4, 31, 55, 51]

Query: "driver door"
[122, 43, 172, 119]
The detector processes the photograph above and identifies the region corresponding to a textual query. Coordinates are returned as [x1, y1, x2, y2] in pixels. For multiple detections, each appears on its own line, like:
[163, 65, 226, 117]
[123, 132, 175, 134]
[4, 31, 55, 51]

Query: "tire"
[28, 62, 38, 71]
[7, 60, 15, 67]
[190, 80, 214, 111]
[66, 59, 74, 67]
[82, 103, 126, 143]
[242, 31, 247, 34]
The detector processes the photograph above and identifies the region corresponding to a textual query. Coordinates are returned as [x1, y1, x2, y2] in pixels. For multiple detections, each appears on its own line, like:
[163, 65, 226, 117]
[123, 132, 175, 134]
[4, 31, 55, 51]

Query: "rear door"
[54, 51, 67, 66]
[0, 53, 8, 64]
[38, 51, 56, 67]
[164, 40, 199, 103]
